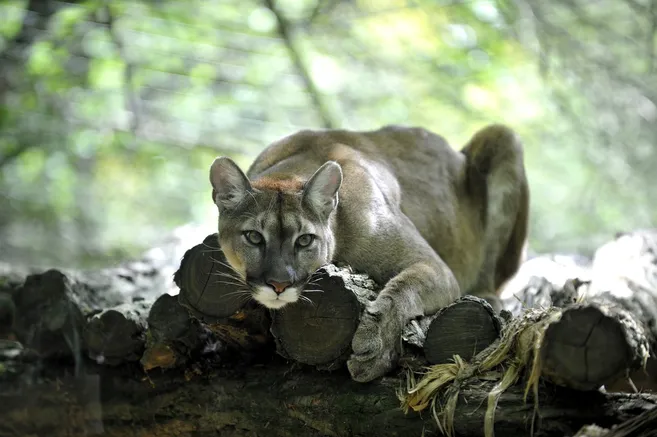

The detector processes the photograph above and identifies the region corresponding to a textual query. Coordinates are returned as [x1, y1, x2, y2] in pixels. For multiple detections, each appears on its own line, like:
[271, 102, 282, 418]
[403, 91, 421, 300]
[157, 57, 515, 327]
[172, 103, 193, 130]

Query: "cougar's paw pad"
[347, 310, 400, 383]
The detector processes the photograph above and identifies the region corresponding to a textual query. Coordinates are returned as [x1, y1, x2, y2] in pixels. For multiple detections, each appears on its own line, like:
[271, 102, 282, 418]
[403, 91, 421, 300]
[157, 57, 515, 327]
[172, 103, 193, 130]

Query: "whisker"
[214, 280, 248, 288]
[219, 290, 251, 299]
[302, 289, 324, 293]
[211, 259, 240, 274]
[201, 242, 224, 252]
[210, 271, 245, 282]
[221, 290, 253, 304]
[201, 248, 223, 254]
[299, 295, 316, 307]
[209, 257, 243, 277]
[208, 256, 232, 268]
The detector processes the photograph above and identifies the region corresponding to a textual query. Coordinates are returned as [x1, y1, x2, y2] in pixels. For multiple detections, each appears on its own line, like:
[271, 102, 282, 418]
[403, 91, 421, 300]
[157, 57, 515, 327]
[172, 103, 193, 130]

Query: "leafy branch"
[103, 3, 141, 139]
[264, 0, 337, 129]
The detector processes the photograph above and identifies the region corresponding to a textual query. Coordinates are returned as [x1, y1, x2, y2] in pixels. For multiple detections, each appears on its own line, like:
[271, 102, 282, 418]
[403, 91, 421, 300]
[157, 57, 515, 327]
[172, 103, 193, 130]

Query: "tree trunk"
[500, 231, 657, 392]
[1, 360, 655, 437]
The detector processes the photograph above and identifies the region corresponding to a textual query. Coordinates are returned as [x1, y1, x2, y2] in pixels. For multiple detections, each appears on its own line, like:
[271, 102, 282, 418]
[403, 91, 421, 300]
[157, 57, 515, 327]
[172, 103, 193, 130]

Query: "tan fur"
[212, 124, 529, 382]
[220, 241, 246, 278]
[251, 176, 305, 193]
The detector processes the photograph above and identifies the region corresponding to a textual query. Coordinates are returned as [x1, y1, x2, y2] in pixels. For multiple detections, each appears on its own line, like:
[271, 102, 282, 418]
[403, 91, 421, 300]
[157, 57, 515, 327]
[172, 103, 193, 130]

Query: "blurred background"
[0, 0, 655, 269]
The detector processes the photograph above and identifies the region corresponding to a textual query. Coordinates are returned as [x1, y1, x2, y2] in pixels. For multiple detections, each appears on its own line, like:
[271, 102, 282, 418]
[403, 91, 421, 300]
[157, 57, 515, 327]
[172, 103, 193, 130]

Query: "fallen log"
[12, 269, 96, 358]
[175, 233, 249, 319]
[270, 264, 378, 369]
[1, 359, 655, 437]
[540, 300, 651, 391]
[422, 295, 502, 365]
[7, 237, 191, 359]
[585, 230, 657, 342]
[84, 299, 153, 366]
[141, 293, 218, 371]
[3, 224, 208, 358]
[174, 234, 273, 355]
[3, 228, 657, 437]
[512, 232, 657, 392]
[490, 232, 657, 393]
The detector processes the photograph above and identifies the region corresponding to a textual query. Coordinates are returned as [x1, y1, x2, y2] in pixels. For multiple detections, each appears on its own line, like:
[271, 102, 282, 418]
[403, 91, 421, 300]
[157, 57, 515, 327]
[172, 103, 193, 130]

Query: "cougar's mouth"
[252, 284, 301, 309]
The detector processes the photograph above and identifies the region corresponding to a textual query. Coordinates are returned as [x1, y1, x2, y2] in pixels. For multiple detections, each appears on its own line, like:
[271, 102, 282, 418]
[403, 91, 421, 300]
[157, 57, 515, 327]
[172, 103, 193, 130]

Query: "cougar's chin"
[252, 285, 300, 309]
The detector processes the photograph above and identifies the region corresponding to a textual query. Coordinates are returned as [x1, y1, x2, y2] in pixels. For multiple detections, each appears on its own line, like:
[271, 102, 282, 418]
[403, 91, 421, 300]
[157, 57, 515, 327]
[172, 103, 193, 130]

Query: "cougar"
[209, 124, 529, 382]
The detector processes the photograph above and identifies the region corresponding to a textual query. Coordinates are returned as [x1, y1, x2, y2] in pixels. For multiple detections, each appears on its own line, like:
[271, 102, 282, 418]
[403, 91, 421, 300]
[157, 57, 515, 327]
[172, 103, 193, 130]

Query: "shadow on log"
[84, 300, 152, 366]
[141, 294, 210, 371]
[1, 360, 656, 437]
[173, 234, 273, 359]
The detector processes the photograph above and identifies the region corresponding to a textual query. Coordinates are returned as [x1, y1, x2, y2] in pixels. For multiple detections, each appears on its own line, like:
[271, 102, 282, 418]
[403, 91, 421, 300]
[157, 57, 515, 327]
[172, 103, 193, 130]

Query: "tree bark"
[4, 225, 205, 359]
[499, 231, 657, 392]
[1, 360, 656, 437]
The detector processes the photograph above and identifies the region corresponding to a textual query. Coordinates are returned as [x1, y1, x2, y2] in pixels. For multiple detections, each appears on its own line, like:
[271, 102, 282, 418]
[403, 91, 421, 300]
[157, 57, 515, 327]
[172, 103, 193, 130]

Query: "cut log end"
[271, 270, 360, 367]
[423, 296, 501, 365]
[148, 294, 195, 341]
[541, 303, 649, 391]
[175, 234, 246, 319]
[13, 270, 86, 358]
[84, 301, 151, 366]
[141, 293, 205, 371]
[271, 265, 378, 368]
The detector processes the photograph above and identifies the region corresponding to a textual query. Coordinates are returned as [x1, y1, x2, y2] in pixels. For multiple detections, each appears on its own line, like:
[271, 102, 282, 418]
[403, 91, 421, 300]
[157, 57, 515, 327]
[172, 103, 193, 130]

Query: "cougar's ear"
[209, 157, 252, 211]
[302, 161, 342, 216]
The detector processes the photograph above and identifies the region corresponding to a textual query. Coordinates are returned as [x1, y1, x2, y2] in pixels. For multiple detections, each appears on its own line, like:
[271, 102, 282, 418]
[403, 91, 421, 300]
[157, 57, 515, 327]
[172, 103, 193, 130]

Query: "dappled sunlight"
[0, 0, 655, 266]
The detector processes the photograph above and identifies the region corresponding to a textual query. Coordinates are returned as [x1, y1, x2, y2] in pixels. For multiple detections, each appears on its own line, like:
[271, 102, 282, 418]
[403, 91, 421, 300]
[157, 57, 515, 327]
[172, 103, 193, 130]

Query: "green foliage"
[0, 0, 654, 267]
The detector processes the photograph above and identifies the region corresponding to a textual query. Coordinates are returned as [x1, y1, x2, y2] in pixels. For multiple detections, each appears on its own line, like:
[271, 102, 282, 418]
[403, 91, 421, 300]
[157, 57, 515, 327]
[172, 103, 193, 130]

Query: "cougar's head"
[209, 157, 342, 309]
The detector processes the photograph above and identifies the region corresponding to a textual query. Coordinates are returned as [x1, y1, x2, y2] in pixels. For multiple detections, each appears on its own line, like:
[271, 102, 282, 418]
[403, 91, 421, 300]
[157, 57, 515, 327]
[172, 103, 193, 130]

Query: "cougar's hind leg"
[461, 124, 529, 311]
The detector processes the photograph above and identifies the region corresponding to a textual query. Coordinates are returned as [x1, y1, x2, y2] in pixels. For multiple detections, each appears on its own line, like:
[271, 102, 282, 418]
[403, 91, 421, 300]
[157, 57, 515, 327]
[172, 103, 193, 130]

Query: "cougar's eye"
[243, 231, 264, 245]
[296, 234, 315, 248]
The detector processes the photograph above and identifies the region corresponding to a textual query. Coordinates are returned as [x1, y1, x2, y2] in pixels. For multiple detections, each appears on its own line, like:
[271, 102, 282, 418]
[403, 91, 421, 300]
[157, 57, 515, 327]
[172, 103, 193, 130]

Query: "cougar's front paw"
[347, 299, 402, 383]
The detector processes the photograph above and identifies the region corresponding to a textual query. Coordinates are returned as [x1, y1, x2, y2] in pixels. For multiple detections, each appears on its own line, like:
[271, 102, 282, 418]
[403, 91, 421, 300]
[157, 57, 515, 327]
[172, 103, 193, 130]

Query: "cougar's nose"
[267, 280, 292, 294]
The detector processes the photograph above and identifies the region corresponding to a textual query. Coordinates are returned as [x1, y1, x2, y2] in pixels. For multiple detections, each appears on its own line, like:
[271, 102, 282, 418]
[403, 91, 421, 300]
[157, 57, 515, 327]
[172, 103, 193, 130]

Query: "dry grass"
[399, 306, 563, 437]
